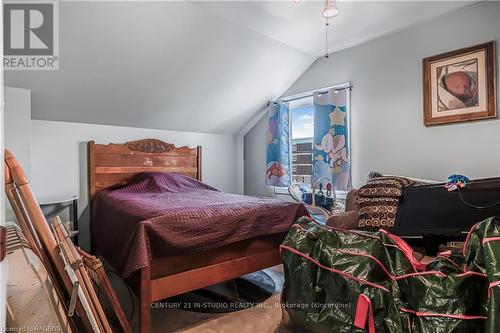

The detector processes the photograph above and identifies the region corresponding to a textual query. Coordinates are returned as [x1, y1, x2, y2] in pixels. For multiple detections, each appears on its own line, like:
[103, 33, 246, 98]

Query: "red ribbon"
[354, 294, 375, 333]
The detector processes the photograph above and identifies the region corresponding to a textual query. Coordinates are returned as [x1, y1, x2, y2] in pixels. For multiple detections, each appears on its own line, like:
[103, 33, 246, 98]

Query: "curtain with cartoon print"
[312, 87, 351, 192]
[266, 101, 291, 187]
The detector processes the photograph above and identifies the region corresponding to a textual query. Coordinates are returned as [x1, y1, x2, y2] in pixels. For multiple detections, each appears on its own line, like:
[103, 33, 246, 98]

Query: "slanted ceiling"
[5, 1, 475, 134]
[6, 1, 314, 134]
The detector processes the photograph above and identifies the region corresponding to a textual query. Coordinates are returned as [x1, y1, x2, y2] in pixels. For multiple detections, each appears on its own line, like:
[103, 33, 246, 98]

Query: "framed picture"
[423, 41, 496, 126]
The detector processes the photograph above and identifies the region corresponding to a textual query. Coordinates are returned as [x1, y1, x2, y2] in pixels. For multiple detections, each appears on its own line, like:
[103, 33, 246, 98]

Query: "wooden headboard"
[88, 139, 202, 200]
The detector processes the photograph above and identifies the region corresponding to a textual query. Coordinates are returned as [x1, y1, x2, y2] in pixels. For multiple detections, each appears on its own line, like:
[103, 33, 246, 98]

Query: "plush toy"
[445, 174, 470, 192]
[326, 183, 332, 197]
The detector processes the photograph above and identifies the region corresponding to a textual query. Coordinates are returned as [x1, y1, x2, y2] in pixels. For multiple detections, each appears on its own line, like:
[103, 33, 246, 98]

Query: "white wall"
[26, 120, 240, 251]
[4, 87, 32, 223]
[245, 113, 275, 197]
[244, 1, 500, 195]
[4, 87, 31, 179]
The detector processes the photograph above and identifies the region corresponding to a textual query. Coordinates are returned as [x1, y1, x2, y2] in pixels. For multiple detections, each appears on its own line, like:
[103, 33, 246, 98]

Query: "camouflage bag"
[281, 216, 500, 332]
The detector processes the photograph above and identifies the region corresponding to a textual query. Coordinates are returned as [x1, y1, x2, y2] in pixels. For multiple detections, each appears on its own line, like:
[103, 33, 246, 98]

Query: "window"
[271, 84, 351, 194]
[290, 98, 314, 188]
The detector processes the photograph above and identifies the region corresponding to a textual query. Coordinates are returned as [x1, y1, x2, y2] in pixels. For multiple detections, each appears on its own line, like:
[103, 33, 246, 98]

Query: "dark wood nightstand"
[39, 196, 79, 245]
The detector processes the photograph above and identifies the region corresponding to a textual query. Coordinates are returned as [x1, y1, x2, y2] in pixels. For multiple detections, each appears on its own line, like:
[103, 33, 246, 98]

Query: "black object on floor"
[394, 177, 500, 238]
[163, 270, 276, 313]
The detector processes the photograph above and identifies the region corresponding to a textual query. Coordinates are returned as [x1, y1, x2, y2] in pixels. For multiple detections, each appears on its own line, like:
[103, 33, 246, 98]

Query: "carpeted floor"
[150, 293, 288, 333]
[111, 266, 290, 333]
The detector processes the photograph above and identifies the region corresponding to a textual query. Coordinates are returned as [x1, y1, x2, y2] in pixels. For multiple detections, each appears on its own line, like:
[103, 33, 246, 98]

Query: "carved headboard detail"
[88, 139, 202, 201]
[126, 139, 175, 153]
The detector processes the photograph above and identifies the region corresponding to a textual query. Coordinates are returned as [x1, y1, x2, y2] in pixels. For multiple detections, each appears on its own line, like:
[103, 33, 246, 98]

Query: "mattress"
[91, 172, 308, 278]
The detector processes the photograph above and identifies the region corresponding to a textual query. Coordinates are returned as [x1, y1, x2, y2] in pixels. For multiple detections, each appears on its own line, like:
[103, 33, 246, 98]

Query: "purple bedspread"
[91, 172, 308, 278]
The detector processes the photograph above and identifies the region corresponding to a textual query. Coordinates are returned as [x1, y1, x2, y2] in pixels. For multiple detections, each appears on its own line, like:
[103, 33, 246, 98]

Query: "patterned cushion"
[356, 177, 414, 231]
[357, 197, 399, 229]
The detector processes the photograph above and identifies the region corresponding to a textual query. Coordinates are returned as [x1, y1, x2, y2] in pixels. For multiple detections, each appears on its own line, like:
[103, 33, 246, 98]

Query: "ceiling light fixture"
[324, 19, 330, 58]
[322, 0, 338, 59]
[322, 0, 339, 19]
[291, 0, 338, 59]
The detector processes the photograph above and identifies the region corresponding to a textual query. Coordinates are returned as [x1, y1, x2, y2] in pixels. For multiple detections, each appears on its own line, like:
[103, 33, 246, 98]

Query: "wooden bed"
[88, 139, 283, 333]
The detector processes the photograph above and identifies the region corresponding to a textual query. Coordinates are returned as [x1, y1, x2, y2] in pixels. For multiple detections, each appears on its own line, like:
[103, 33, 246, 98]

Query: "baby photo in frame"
[423, 41, 496, 126]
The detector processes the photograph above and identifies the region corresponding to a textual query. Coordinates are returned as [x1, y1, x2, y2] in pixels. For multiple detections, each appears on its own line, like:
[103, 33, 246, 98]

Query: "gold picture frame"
[423, 41, 496, 126]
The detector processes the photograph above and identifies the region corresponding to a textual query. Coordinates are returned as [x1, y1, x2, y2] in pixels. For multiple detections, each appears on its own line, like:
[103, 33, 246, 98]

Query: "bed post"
[196, 146, 202, 181]
[140, 266, 152, 333]
[88, 140, 97, 254]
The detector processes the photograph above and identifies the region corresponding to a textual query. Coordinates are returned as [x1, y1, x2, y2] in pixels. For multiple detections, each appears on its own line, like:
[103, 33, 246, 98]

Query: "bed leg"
[140, 266, 152, 333]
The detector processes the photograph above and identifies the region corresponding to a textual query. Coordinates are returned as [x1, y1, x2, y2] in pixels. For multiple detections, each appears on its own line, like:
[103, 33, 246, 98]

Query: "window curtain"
[312, 87, 351, 191]
[265, 101, 291, 187]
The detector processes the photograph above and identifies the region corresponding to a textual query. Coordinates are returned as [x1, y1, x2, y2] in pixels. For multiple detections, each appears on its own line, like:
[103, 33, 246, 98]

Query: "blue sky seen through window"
[291, 106, 314, 139]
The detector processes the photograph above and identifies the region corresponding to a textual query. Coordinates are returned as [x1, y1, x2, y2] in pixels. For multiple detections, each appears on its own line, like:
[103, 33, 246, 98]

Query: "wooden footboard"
[138, 249, 281, 333]
[140, 266, 152, 333]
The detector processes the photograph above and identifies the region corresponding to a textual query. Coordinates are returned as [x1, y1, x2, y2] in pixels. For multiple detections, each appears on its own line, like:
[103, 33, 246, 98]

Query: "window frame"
[273, 82, 352, 196]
